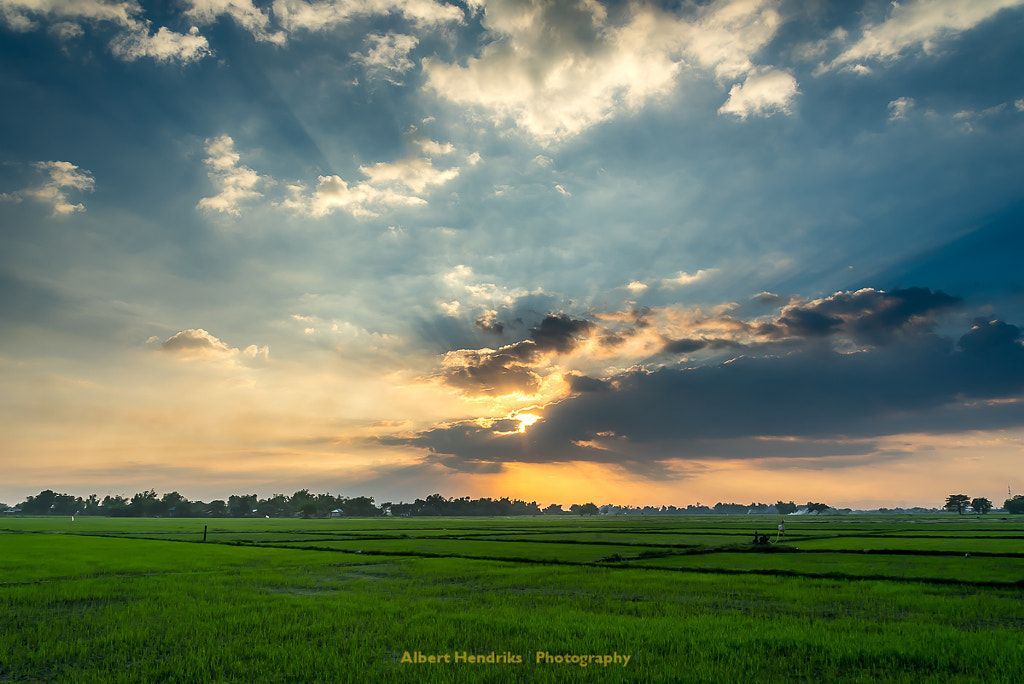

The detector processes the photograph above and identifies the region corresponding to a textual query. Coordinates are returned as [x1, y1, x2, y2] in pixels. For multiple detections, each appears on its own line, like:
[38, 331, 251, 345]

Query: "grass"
[2, 514, 1023, 682]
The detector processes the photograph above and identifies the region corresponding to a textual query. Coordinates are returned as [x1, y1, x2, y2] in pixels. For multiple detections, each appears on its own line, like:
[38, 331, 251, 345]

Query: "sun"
[515, 413, 540, 433]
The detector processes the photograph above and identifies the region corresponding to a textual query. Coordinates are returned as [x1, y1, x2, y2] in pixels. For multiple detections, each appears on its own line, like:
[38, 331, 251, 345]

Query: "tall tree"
[944, 494, 971, 515]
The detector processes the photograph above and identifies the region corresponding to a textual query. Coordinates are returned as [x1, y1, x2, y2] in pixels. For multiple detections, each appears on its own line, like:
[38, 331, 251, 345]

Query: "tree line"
[6, 489, 1021, 518]
[3, 489, 601, 518]
[945, 493, 1024, 515]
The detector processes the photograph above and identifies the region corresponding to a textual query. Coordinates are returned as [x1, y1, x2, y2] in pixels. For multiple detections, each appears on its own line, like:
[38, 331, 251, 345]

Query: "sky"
[1, 0, 1023, 510]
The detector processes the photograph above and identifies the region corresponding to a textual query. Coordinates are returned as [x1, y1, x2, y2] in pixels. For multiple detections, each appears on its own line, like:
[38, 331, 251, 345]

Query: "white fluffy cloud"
[661, 269, 718, 288]
[195, 135, 267, 216]
[828, 0, 1024, 70]
[718, 68, 799, 119]
[423, 0, 791, 141]
[281, 175, 428, 219]
[194, 134, 462, 219]
[183, 0, 285, 44]
[110, 24, 210, 63]
[280, 154, 459, 218]
[0, 161, 95, 216]
[273, 0, 463, 32]
[1, 0, 210, 63]
[359, 156, 460, 194]
[159, 328, 268, 361]
[182, 0, 462, 42]
[352, 33, 419, 82]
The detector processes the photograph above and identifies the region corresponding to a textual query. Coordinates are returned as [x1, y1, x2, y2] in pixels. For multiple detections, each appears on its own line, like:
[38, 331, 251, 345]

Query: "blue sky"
[1, 0, 1023, 508]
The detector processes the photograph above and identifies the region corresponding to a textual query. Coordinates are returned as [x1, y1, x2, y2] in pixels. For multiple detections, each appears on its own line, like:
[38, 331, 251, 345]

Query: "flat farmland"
[2, 514, 1023, 683]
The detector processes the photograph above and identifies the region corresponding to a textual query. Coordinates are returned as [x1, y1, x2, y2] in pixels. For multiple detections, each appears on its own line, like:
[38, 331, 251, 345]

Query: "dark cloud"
[528, 314, 594, 353]
[437, 314, 596, 395]
[661, 337, 745, 355]
[759, 287, 961, 344]
[401, 316, 1024, 475]
[663, 338, 707, 354]
[474, 315, 504, 336]
[441, 349, 542, 396]
[565, 373, 611, 393]
[753, 291, 786, 307]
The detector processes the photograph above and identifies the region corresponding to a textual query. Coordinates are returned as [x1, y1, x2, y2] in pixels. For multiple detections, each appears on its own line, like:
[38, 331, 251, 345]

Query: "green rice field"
[2, 514, 1023, 682]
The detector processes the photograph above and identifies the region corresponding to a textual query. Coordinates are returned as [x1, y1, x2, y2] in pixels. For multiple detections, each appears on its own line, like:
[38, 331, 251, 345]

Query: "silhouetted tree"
[20, 490, 71, 515]
[1004, 495, 1024, 514]
[970, 497, 992, 515]
[776, 501, 798, 515]
[162, 491, 191, 517]
[339, 496, 379, 517]
[944, 494, 971, 515]
[570, 502, 599, 516]
[130, 490, 160, 517]
[228, 494, 257, 517]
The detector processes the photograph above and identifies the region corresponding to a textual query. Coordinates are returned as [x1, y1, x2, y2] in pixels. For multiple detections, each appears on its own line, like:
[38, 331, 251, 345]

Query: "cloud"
[395, 314, 1024, 475]
[281, 173, 427, 219]
[278, 143, 461, 218]
[272, 0, 464, 33]
[195, 135, 267, 216]
[183, 0, 463, 43]
[385, 286, 1018, 476]
[159, 328, 268, 361]
[718, 68, 799, 119]
[437, 314, 596, 396]
[160, 328, 233, 355]
[0, 161, 95, 216]
[0, 0, 135, 29]
[827, 0, 1024, 70]
[757, 287, 961, 345]
[109, 24, 210, 63]
[351, 33, 418, 82]
[660, 269, 717, 288]
[183, 0, 286, 44]
[423, 0, 788, 142]
[888, 96, 915, 121]
[1, 0, 211, 63]
[359, 156, 460, 194]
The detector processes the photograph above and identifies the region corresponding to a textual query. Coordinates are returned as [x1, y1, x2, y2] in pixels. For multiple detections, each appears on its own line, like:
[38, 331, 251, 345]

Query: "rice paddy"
[2, 513, 1023, 682]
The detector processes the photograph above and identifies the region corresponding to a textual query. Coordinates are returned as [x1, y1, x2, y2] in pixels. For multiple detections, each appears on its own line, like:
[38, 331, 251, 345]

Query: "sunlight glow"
[515, 413, 540, 433]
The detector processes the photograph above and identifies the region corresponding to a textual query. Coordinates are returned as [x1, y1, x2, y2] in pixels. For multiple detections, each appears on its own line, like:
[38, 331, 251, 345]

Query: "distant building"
[330, 509, 344, 518]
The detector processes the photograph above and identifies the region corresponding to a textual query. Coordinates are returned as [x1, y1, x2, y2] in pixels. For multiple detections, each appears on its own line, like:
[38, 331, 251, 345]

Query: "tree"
[130, 490, 160, 517]
[339, 496, 379, 517]
[1004, 495, 1024, 514]
[21, 489, 78, 515]
[775, 501, 798, 515]
[289, 489, 315, 517]
[162, 491, 191, 517]
[101, 494, 129, 517]
[570, 503, 599, 516]
[228, 494, 257, 517]
[542, 503, 565, 515]
[806, 502, 830, 514]
[944, 494, 971, 515]
[82, 494, 101, 516]
[970, 497, 992, 515]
